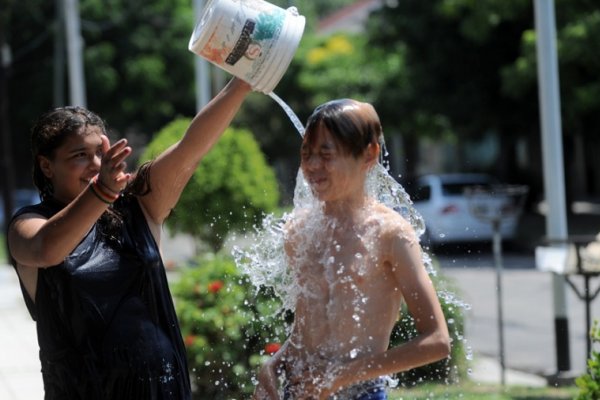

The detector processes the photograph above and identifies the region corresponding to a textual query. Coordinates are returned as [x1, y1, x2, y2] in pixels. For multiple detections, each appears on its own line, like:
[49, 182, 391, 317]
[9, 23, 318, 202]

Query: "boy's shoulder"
[369, 202, 417, 241]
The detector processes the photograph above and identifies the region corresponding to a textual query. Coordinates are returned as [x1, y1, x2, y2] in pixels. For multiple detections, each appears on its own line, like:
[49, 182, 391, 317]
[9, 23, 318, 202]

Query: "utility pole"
[63, 0, 86, 106]
[54, 0, 66, 107]
[533, 0, 571, 374]
[192, 0, 211, 109]
[0, 6, 16, 240]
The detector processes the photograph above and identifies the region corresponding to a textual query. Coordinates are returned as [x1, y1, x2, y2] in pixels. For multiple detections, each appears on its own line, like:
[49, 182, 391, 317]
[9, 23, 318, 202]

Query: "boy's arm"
[253, 341, 289, 400]
[326, 224, 450, 395]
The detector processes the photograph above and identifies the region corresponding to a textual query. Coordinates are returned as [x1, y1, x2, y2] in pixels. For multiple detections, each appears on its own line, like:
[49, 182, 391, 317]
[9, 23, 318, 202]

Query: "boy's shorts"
[332, 378, 387, 400]
[284, 378, 387, 400]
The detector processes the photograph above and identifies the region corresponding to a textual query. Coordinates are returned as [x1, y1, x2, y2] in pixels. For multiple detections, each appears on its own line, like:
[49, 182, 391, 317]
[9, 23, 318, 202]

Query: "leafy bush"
[575, 320, 600, 400]
[173, 253, 288, 399]
[140, 119, 280, 251]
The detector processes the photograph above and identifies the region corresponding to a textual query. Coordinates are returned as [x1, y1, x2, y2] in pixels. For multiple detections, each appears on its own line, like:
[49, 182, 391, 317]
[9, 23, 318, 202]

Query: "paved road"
[437, 248, 598, 377]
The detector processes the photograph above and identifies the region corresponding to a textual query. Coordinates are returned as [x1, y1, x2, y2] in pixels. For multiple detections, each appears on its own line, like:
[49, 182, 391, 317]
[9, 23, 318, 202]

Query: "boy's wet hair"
[303, 99, 383, 158]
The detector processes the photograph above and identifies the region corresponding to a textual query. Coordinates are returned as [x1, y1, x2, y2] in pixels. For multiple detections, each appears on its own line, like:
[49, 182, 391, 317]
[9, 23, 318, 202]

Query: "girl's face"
[300, 126, 370, 203]
[38, 126, 104, 204]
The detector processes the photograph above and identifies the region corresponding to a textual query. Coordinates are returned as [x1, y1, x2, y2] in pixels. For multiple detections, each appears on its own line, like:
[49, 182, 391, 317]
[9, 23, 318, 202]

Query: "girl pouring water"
[7, 78, 251, 400]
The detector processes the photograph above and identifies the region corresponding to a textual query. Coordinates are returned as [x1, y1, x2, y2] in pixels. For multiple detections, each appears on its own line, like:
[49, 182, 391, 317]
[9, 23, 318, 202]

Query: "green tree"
[140, 118, 280, 251]
[4, 0, 196, 187]
[365, 0, 533, 177]
[295, 32, 398, 106]
[501, 0, 600, 197]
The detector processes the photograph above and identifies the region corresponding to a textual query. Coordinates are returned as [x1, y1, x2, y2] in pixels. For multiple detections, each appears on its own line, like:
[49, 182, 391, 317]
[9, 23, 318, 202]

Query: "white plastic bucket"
[189, 0, 305, 94]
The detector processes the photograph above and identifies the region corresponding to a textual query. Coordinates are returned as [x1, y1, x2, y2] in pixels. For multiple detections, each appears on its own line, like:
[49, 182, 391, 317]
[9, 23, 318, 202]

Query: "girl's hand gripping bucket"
[189, 0, 306, 94]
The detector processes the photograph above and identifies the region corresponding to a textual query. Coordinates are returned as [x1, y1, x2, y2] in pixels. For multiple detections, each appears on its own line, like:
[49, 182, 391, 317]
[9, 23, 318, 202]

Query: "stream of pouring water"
[268, 92, 305, 137]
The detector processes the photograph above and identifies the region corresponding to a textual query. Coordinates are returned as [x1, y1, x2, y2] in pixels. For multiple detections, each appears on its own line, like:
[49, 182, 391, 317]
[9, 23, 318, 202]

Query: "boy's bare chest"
[295, 229, 383, 287]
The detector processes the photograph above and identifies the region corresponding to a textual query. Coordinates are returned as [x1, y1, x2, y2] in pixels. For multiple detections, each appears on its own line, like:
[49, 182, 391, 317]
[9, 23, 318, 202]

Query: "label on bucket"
[224, 19, 258, 65]
[190, 0, 305, 93]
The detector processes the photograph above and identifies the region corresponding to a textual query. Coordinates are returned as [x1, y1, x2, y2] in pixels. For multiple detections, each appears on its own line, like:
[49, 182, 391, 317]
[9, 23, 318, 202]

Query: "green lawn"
[389, 382, 578, 399]
[0, 234, 6, 264]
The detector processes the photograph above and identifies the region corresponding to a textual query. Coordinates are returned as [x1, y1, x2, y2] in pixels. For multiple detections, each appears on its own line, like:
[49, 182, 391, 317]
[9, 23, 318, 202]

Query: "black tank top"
[9, 195, 191, 400]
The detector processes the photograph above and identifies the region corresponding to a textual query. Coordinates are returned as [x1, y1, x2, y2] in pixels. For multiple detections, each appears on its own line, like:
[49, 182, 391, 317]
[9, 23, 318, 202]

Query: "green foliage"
[4, 0, 197, 187]
[80, 0, 196, 132]
[140, 118, 280, 251]
[295, 33, 400, 106]
[173, 253, 288, 399]
[390, 262, 468, 385]
[367, 0, 533, 141]
[0, 234, 7, 264]
[575, 320, 600, 400]
[502, 2, 600, 137]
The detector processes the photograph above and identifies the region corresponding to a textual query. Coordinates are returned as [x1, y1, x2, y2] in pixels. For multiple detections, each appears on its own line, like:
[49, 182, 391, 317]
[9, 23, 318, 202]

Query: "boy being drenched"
[253, 99, 450, 400]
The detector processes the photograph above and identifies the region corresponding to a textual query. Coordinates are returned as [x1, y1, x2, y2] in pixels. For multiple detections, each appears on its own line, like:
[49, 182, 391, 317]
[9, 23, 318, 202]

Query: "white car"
[403, 174, 525, 246]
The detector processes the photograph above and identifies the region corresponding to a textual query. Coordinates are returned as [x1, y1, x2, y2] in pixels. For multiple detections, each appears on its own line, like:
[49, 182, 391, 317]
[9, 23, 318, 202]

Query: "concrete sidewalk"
[0, 266, 43, 400]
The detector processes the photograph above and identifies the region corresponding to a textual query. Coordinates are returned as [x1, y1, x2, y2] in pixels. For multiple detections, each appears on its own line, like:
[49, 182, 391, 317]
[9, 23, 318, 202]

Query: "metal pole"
[1, 18, 16, 239]
[533, 0, 571, 373]
[54, 0, 66, 107]
[192, 0, 211, 109]
[584, 275, 591, 359]
[63, 0, 86, 107]
[492, 219, 506, 386]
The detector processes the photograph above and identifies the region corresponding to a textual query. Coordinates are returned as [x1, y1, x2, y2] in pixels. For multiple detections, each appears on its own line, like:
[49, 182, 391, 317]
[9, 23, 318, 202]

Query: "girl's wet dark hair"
[30, 106, 152, 244]
[31, 106, 107, 200]
[303, 99, 383, 158]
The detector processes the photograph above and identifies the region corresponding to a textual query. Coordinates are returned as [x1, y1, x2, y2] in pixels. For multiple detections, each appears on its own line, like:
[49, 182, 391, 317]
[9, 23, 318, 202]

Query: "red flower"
[264, 343, 281, 355]
[184, 335, 196, 347]
[208, 280, 224, 293]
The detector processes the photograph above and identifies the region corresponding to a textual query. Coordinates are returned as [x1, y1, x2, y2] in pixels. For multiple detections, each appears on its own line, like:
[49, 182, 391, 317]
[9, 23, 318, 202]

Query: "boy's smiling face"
[300, 126, 368, 203]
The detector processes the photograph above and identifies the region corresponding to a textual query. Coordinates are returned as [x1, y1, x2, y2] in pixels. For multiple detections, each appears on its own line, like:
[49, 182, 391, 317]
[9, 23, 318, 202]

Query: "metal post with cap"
[193, 0, 212, 109]
[533, 0, 571, 374]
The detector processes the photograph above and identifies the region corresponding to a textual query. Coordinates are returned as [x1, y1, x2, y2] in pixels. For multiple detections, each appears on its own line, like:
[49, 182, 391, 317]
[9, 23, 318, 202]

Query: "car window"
[442, 182, 493, 196]
[413, 185, 431, 201]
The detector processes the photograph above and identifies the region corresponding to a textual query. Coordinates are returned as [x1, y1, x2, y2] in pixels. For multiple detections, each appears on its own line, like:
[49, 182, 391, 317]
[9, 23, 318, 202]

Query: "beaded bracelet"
[89, 175, 119, 204]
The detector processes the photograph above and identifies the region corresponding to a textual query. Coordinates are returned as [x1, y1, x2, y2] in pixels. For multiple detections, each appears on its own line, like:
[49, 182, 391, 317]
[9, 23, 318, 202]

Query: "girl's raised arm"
[139, 78, 252, 224]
